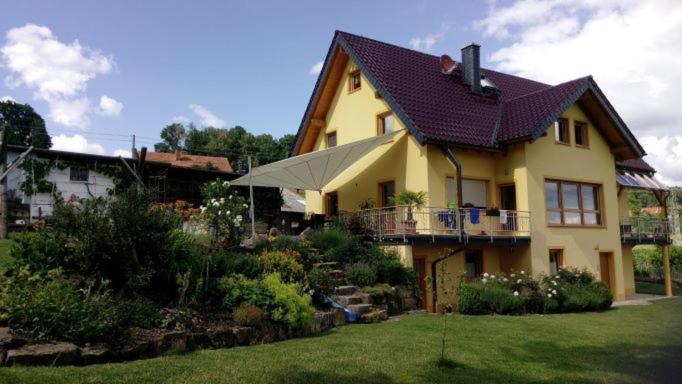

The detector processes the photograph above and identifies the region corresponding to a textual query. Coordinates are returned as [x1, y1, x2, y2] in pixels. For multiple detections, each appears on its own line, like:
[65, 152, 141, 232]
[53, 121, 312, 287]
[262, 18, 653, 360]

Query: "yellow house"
[238, 31, 673, 312]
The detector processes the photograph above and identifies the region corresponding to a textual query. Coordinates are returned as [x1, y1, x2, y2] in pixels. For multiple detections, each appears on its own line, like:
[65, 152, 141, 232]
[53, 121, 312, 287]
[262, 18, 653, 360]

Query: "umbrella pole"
[248, 155, 256, 239]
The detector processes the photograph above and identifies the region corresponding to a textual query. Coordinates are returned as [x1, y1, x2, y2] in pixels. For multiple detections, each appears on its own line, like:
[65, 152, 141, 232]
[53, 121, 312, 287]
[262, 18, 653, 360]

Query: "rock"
[207, 326, 235, 348]
[152, 331, 188, 355]
[0, 349, 6, 367]
[79, 343, 111, 365]
[335, 285, 358, 296]
[336, 295, 363, 306]
[359, 309, 388, 324]
[111, 331, 154, 362]
[188, 332, 212, 350]
[347, 303, 372, 316]
[312, 261, 338, 269]
[0, 327, 27, 349]
[299, 227, 314, 240]
[5, 342, 79, 366]
[331, 308, 346, 327]
[232, 326, 255, 346]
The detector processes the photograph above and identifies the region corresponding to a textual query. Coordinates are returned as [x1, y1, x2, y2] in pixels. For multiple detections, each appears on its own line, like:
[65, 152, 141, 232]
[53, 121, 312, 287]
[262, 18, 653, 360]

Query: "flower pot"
[402, 220, 417, 234]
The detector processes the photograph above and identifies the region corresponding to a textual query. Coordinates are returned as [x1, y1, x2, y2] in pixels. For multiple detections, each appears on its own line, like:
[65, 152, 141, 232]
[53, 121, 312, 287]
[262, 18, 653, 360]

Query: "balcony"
[339, 206, 531, 244]
[620, 217, 671, 244]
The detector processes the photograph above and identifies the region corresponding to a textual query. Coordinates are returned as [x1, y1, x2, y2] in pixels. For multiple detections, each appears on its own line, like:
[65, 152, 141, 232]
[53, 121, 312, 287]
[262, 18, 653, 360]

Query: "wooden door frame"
[599, 252, 616, 291]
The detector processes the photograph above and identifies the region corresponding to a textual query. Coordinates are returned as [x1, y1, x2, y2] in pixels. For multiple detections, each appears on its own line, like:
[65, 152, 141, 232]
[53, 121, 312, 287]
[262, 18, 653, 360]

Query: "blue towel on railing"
[470, 208, 480, 224]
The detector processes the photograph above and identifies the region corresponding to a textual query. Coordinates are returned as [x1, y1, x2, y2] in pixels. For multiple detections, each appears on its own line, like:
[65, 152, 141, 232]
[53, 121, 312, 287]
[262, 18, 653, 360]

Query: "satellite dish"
[440, 54, 457, 74]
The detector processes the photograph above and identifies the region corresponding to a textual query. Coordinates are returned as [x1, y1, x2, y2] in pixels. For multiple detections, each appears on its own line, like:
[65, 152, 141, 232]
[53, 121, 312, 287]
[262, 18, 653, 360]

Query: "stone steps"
[336, 295, 364, 306]
[335, 285, 358, 296]
[347, 304, 373, 316]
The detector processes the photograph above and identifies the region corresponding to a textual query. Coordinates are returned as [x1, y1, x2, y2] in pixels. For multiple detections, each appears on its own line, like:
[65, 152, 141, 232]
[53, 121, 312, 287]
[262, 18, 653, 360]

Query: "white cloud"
[189, 104, 225, 128]
[172, 115, 190, 124]
[113, 148, 132, 158]
[48, 98, 90, 128]
[409, 25, 449, 52]
[409, 34, 440, 52]
[310, 61, 323, 76]
[477, 0, 682, 185]
[0, 95, 14, 102]
[0, 24, 116, 128]
[97, 95, 123, 116]
[640, 136, 682, 186]
[51, 134, 105, 155]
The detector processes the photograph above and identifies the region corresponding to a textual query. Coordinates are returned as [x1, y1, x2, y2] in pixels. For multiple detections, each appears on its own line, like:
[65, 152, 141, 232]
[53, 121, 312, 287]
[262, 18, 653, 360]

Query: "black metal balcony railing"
[620, 217, 671, 243]
[339, 206, 531, 241]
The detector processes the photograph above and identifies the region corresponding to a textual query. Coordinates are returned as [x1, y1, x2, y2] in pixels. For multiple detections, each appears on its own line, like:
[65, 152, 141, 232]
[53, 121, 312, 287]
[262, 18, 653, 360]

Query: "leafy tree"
[0, 100, 51, 148]
[154, 123, 188, 153]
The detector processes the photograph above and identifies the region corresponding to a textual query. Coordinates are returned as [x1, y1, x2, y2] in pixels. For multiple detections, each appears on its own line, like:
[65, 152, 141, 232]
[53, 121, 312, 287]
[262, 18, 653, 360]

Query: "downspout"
[431, 246, 466, 312]
[441, 145, 464, 239]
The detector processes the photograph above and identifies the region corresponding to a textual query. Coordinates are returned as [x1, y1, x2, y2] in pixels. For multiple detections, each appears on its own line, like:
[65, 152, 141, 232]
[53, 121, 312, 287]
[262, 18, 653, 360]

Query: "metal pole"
[248, 155, 256, 239]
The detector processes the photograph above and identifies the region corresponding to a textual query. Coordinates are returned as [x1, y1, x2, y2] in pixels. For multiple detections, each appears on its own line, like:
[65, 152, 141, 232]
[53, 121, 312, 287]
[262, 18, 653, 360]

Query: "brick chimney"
[461, 43, 481, 93]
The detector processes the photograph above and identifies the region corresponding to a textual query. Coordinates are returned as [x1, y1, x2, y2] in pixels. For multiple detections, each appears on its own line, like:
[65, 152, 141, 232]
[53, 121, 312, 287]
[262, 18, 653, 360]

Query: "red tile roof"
[296, 31, 646, 160]
[616, 158, 655, 173]
[145, 151, 233, 173]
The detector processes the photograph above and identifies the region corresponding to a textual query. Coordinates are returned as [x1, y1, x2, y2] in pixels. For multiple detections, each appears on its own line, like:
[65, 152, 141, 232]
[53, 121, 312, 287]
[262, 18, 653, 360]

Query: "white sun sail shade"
[231, 130, 402, 190]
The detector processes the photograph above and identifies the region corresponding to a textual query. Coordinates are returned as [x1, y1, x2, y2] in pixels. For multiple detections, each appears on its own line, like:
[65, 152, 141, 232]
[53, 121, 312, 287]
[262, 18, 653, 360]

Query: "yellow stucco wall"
[301, 55, 634, 304]
[523, 104, 627, 300]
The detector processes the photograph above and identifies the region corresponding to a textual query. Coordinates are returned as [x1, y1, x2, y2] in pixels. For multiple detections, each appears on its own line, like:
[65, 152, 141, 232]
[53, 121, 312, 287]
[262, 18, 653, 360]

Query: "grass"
[0, 238, 13, 272]
[1, 298, 680, 384]
[636, 280, 680, 296]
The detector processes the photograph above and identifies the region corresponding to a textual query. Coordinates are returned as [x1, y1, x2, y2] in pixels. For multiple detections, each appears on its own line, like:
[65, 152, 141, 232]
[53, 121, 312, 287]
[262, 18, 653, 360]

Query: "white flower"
[226, 211, 231, 216]
[220, 198, 225, 203]
[236, 215, 243, 221]
[547, 293, 553, 298]
[243, 204, 249, 208]
[510, 273, 516, 278]
[213, 201, 219, 207]
[483, 272, 489, 278]
[223, 181, 229, 186]
[555, 275, 560, 279]
[482, 278, 488, 284]
[552, 280, 557, 286]
[517, 279, 522, 284]
[503, 278, 508, 282]
[513, 291, 519, 296]
[490, 275, 496, 279]
[520, 270, 525, 275]
[218, 210, 222, 215]
[229, 195, 233, 200]
[552, 289, 557, 295]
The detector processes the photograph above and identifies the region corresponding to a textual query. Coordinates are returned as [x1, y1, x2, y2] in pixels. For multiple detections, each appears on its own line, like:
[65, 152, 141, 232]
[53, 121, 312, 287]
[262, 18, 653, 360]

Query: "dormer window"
[555, 118, 569, 145]
[349, 70, 361, 93]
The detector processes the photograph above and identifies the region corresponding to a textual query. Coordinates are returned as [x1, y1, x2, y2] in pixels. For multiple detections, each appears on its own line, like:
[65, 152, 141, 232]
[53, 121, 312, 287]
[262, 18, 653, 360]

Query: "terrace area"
[620, 216, 671, 244]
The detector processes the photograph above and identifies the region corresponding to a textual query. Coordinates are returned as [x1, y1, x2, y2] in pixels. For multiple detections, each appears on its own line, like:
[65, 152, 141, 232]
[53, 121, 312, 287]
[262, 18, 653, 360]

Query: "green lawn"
[636, 280, 680, 296]
[1, 299, 681, 384]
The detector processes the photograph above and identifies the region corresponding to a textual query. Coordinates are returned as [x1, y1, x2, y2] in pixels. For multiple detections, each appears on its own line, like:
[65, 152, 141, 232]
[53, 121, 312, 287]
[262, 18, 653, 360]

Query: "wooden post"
[0, 123, 8, 239]
[655, 190, 673, 297]
[663, 244, 673, 297]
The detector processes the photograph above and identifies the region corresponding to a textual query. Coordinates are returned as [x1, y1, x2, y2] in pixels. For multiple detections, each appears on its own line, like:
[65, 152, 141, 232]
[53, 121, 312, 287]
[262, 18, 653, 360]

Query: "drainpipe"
[441, 145, 464, 239]
[431, 246, 466, 312]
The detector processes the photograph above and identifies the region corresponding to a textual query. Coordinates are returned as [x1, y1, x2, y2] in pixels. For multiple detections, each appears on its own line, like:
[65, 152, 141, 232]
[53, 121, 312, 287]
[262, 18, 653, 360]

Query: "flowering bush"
[197, 179, 248, 245]
[307, 267, 341, 297]
[456, 266, 612, 315]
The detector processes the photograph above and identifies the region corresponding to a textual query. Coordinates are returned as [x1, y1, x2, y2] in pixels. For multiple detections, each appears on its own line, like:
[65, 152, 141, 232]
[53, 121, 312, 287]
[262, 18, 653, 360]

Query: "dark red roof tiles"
[616, 158, 655, 173]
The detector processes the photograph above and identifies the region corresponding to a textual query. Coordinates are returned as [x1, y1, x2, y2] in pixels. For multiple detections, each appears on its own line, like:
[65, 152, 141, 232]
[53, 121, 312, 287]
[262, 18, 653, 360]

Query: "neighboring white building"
[6, 146, 123, 222]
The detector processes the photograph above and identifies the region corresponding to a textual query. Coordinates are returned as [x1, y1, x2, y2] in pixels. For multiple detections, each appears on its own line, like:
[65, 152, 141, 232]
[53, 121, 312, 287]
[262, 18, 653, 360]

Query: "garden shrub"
[457, 284, 483, 314]
[115, 297, 164, 329]
[212, 250, 260, 279]
[195, 179, 247, 246]
[256, 250, 305, 284]
[345, 263, 377, 287]
[307, 228, 347, 252]
[262, 273, 314, 329]
[233, 303, 265, 327]
[11, 187, 204, 300]
[218, 274, 271, 310]
[560, 281, 612, 312]
[307, 267, 340, 296]
[0, 268, 122, 343]
[9, 231, 69, 273]
[480, 285, 525, 314]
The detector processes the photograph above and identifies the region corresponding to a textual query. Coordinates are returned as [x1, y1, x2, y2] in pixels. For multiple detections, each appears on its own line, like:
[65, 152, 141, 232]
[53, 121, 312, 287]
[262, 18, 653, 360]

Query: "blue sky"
[1, 1, 681, 184]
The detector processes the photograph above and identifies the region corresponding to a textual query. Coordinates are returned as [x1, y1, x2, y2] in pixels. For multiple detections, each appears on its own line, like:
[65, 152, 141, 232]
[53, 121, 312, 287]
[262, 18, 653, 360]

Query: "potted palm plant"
[389, 190, 427, 234]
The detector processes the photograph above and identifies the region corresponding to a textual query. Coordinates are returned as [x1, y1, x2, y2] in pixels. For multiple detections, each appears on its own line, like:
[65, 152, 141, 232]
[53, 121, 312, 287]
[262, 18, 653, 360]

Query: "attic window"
[555, 118, 569, 145]
[349, 70, 361, 93]
[575, 121, 588, 148]
[326, 132, 337, 148]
